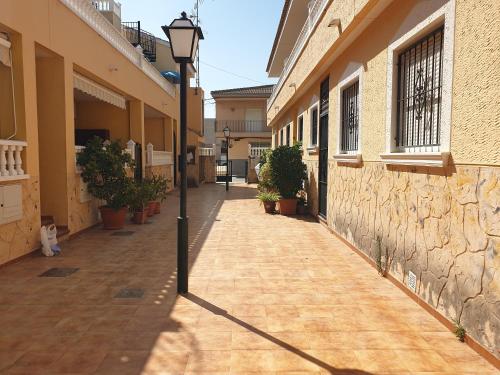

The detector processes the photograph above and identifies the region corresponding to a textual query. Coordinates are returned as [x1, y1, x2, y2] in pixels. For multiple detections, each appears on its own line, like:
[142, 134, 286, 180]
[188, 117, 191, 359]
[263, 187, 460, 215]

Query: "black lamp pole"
[177, 61, 188, 294]
[162, 12, 203, 295]
[225, 135, 229, 191]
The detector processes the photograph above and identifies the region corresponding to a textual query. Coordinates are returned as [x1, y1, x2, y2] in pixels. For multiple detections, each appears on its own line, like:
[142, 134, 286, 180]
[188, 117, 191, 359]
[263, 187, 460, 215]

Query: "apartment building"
[212, 85, 273, 178]
[0, 0, 205, 265]
[267, 0, 499, 360]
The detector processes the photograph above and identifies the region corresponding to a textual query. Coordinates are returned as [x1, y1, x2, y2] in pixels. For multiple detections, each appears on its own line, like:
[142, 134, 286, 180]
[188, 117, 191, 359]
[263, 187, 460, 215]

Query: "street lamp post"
[223, 126, 230, 191]
[162, 12, 203, 294]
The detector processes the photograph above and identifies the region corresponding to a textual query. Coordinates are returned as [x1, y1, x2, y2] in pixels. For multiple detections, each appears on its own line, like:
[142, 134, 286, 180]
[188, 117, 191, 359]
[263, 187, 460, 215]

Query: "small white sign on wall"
[408, 271, 417, 292]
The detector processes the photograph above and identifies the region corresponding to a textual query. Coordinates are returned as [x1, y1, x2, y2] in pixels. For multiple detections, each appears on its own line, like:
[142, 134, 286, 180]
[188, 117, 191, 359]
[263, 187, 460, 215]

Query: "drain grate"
[114, 288, 145, 299]
[111, 231, 135, 237]
[39, 268, 79, 277]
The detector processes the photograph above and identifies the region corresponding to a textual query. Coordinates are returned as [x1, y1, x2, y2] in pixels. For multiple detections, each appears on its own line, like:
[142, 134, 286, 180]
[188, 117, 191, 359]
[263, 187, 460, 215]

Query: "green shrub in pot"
[269, 144, 307, 215]
[76, 137, 134, 229]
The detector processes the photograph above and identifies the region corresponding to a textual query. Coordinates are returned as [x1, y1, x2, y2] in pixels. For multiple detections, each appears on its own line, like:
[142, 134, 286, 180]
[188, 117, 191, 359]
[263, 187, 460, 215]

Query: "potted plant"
[129, 180, 154, 224]
[77, 137, 134, 230]
[269, 144, 307, 215]
[148, 175, 169, 215]
[257, 191, 280, 214]
[296, 190, 308, 215]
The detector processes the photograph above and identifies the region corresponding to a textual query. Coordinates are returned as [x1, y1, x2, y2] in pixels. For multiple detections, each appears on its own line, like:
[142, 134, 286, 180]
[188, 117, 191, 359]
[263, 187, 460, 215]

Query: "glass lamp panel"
[169, 28, 196, 59]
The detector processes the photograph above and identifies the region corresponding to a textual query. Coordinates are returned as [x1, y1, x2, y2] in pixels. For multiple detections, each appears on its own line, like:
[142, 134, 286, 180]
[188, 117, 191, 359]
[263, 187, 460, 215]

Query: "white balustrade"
[199, 144, 215, 156]
[92, 0, 121, 17]
[248, 146, 270, 158]
[0, 140, 28, 180]
[267, 0, 329, 111]
[59, 0, 175, 98]
[126, 140, 136, 160]
[146, 143, 173, 166]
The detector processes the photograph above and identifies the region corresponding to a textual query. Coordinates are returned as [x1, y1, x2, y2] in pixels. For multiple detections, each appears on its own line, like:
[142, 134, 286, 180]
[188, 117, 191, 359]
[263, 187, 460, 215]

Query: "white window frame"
[334, 66, 363, 164]
[308, 104, 319, 152]
[382, 0, 455, 167]
[297, 114, 304, 144]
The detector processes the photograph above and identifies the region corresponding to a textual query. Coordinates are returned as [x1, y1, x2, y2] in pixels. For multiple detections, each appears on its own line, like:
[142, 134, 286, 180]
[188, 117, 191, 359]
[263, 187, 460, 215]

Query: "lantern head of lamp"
[162, 12, 204, 64]
[223, 126, 231, 138]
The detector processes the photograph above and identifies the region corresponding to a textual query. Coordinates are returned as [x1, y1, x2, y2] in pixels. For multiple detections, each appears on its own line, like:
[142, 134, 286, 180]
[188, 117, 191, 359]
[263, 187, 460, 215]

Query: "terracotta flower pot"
[297, 204, 308, 215]
[154, 201, 161, 214]
[147, 201, 156, 217]
[278, 198, 297, 215]
[133, 210, 148, 224]
[263, 201, 276, 214]
[99, 206, 127, 230]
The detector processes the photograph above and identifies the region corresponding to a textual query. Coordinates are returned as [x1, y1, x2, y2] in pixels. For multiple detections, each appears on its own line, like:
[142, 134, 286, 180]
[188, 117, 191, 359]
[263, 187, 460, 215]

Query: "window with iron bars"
[396, 26, 444, 149]
[341, 81, 359, 152]
[280, 128, 284, 145]
[286, 124, 291, 146]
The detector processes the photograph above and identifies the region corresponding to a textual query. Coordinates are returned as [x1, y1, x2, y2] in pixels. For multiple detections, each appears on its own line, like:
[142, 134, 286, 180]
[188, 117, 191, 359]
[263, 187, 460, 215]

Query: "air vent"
[408, 271, 417, 292]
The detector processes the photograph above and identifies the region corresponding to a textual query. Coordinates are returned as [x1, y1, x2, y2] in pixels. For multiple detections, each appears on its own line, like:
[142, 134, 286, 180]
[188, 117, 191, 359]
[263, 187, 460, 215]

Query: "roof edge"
[266, 0, 292, 73]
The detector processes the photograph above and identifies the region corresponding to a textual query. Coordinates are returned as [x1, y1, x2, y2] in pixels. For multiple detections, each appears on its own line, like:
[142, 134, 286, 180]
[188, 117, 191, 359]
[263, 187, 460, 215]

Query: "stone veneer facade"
[304, 161, 499, 356]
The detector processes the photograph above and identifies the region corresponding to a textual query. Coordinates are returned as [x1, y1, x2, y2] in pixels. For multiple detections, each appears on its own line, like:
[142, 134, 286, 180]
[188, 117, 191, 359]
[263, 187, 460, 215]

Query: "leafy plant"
[129, 180, 155, 212]
[257, 191, 280, 203]
[147, 175, 170, 202]
[269, 144, 307, 199]
[257, 162, 276, 192]
[76, 137, 135, 210]
[453, 319, 466, 342]
[375, 236, 388, 277]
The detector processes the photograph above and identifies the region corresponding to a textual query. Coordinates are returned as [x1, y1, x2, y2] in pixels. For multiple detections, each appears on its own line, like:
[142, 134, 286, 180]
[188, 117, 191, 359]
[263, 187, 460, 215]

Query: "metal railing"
[267, 0, 329, 111]
[60, 0, 175, 98]
[215, 120, 270, 133]
[122, 21, 157, 62]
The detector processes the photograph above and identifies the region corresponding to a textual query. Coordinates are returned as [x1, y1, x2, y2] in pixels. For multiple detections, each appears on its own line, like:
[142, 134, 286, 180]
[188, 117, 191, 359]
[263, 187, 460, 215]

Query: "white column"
[146, 143, 154, 166]
[15, 145, 24, 175]
[0, 145, 7, 176]
[7, 145, 15, 176]
[126, 139, 136, 160]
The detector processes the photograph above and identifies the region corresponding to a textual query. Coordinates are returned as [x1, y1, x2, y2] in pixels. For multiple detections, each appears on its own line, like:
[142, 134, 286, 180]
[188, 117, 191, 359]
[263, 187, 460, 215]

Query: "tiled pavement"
[0, 183, 497, 374]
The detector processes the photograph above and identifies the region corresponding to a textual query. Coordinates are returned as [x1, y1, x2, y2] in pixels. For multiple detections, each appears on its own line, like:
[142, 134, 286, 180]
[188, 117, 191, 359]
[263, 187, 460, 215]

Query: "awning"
[73, 72, 126, 109]
[0, 37, 11, 67]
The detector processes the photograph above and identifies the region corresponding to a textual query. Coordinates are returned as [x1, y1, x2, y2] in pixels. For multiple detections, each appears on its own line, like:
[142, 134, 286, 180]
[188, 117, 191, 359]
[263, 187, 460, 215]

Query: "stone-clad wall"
[314, 162, 499, 357]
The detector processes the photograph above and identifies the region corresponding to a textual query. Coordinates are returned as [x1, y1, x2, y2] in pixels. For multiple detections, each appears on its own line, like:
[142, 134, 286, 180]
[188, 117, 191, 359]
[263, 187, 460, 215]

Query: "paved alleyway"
[0, 183, 497, 374]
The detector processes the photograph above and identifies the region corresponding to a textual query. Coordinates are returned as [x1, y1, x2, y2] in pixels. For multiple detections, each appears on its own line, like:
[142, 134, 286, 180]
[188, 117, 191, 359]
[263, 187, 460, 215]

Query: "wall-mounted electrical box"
[0, 184, 22, 225]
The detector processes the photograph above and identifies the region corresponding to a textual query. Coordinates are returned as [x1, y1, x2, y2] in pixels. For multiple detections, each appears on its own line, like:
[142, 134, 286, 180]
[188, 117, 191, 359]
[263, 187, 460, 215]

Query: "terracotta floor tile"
[0, 183, 494, 373]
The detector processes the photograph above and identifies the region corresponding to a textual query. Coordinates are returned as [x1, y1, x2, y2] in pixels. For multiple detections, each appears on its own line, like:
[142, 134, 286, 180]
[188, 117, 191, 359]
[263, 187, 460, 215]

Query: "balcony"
[122, 21, 157, 63]
[215, 120, 270, 134]
[59, 0, 175, 97]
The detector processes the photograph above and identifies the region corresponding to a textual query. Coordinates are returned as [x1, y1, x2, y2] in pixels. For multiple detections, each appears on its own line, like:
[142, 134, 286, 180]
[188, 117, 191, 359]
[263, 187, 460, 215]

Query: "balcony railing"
[122, 21, 156, 62]
[199, 144, 216, 156]
[60, 0, 175, 98]
[267, 0, 329, 110]
[249, 145, 270, 158]
[0, 140, 28, 181]
[146, 143, 173, 167]
[92, 0, 121, 17]
[216, 120, 270, 133]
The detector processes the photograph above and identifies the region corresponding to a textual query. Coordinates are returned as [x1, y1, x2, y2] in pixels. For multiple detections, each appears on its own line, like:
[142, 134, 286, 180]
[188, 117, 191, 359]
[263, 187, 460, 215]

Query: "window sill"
[380, 152, 450, 167]
[333, 153, 362, 165]
[307, 146, 318, 155]
[0, 174, 30, 182]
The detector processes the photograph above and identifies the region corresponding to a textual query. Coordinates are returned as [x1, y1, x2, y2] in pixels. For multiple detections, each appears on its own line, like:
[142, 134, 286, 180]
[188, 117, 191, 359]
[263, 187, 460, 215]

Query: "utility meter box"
[0, 184, 22, 225]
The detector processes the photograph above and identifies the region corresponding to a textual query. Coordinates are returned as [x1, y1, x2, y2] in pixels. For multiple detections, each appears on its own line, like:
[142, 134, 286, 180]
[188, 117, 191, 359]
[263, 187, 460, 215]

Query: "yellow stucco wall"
[215, 99, 267, 122]
[0, 0, 181, 265]
[267, 0, 500, 358]
[74, 101, 130, 146]
[451, 0, 500, 165]
[145, 117, 165, 151]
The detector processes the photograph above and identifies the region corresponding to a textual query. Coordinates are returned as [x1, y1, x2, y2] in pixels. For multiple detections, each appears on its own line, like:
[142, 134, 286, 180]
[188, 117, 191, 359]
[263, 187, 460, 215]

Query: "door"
[318, 77, 329, 218]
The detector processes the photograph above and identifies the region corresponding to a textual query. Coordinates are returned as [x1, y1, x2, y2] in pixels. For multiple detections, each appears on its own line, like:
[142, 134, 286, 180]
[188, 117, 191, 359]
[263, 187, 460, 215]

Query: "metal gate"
[318, 77, 329, 218]
[216, 160, 232, 182]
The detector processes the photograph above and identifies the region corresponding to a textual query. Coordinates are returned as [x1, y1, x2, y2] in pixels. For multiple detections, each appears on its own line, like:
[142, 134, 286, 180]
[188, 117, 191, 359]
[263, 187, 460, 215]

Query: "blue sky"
[119, 0, 283, 118]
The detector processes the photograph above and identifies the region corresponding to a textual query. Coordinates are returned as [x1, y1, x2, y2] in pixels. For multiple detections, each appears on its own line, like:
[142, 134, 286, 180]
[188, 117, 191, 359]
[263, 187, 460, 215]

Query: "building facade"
[0, 0, 206, 265]
[267, 0, 499, 360]
[212, 85, 274, 178]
